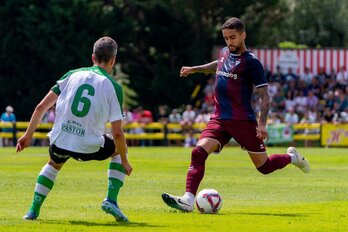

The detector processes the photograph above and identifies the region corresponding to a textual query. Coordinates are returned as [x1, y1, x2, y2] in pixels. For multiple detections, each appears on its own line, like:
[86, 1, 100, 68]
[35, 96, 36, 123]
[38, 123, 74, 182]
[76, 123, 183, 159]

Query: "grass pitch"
[0, 146, 347, 232]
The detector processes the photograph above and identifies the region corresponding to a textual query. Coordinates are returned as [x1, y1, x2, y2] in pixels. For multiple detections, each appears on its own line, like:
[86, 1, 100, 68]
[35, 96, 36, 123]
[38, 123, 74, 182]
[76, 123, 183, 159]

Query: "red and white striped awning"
[251, 48, 348, 76]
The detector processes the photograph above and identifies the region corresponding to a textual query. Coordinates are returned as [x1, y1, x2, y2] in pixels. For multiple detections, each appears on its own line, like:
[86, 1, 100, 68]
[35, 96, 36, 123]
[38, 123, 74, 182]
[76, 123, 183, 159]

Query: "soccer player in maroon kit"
[162, 17, 310, 212]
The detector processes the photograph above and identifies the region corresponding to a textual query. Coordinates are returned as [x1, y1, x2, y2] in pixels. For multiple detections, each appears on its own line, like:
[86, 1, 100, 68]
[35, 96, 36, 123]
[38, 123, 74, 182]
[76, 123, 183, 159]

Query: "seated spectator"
[336, 66, 348, 89]
[168, 109, 182, 123]
[271, 65, 284, 83]
[203, 92, 214, 109]
[156, 105, 169, 123]
[203, 77, 215, 96]
[268, 82, 279, 98]
[268, 112, 281, 124]
[284, 107, 299, 125]
[294, 91, 307, 115]
[316, 67, 330, 84]
[284, 68, 299, 82]
[180, 104, 196, 132]
[194, 108, 211, 123]
[284, 91, 296, 112]
[324, 90, 335, 109]
[271, 91, 285, 112]
[334, 88, 348, 112]
[321, 107, 335, 123]
[122, 106, 133, 126]
[301, 67, 314, 84]
[307, 90, 319, 111]
[308, 78, 322, 99]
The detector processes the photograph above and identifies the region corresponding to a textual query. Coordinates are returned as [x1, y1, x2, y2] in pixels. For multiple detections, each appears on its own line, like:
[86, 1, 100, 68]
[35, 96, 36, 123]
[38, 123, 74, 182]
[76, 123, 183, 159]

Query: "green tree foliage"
[1, 0, 347, 119]
[290, 0, 348, 47]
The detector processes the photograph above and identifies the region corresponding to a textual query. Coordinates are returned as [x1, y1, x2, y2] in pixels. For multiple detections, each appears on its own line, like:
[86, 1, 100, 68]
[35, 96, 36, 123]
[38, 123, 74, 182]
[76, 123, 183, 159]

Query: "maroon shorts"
[199, 119, 266, 153]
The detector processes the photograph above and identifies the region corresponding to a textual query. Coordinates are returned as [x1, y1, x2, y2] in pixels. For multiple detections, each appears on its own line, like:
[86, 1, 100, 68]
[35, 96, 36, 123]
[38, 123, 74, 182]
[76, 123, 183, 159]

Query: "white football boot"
[287, 147, 310, 173]
[162, 193, 194, 212]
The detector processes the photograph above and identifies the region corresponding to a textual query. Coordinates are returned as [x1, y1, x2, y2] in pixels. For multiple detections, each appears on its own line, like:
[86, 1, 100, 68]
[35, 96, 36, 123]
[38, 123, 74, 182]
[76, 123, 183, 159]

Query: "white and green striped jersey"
[49, 66, 124, 153]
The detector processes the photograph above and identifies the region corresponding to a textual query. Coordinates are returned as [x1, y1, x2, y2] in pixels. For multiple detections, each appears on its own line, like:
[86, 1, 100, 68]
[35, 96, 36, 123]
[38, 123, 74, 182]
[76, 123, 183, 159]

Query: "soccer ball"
[195, 189, 222, 214]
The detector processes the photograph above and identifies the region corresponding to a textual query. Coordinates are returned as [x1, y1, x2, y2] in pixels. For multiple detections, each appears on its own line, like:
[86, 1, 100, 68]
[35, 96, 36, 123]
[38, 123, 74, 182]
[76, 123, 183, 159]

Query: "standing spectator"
[184, 130, 198, 148]
[1, 105, 16, 146]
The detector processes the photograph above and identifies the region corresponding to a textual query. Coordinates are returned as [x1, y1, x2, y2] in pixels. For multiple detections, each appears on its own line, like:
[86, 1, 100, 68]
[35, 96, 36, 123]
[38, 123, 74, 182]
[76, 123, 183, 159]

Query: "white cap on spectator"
[5, 106, 14, 113]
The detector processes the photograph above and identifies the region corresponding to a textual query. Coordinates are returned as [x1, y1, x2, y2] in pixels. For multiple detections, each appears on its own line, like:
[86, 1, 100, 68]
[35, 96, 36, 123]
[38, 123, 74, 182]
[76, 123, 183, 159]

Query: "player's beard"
[229, 45, 241, 54]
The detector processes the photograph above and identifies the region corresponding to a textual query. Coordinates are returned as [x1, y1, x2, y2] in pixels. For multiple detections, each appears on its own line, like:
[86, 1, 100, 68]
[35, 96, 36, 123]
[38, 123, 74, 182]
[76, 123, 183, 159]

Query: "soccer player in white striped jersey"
[16, 36, 133, 222]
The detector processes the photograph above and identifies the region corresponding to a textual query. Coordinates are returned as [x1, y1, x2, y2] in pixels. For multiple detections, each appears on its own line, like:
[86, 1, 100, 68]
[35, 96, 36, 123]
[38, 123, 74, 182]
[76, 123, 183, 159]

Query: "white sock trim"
[288, 152, 298, 164]
[39, 164, 59, 182]
[108, 169, 125, 182]
[183, 192, 195, 205]
[35, 183, 51, 196]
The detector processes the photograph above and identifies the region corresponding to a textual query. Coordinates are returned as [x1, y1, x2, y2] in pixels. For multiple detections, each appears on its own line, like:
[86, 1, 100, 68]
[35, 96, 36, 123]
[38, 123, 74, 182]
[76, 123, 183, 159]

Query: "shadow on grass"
[44, 219, 162, 228]
[236, 212, 308, 217]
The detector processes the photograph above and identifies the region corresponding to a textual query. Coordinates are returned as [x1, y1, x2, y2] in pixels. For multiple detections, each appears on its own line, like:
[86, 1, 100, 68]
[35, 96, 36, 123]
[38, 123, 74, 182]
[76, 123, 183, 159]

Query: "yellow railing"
[0, 121, 321, 141]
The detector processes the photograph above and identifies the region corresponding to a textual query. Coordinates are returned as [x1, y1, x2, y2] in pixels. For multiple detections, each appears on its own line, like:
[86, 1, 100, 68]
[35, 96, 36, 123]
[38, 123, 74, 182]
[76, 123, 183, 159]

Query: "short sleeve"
[249, 56, 268, 88]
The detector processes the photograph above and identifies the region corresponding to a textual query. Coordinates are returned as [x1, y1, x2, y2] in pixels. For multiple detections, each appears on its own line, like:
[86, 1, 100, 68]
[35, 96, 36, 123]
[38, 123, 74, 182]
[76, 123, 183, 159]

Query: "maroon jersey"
[211, 47, 268, 121]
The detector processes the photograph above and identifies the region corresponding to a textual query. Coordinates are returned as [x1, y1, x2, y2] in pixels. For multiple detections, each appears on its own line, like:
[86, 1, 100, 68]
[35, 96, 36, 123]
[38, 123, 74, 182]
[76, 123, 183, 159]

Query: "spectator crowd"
[1, 65, 348, 147]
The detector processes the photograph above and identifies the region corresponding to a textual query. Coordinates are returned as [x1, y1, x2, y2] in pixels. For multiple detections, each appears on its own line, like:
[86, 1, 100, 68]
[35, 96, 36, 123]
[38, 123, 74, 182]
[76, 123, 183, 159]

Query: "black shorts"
[49, 134, 115, 164]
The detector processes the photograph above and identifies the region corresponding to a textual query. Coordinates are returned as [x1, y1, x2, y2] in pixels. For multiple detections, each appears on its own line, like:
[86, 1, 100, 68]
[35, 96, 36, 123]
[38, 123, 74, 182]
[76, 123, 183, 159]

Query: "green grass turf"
[0, 146, 347, 232]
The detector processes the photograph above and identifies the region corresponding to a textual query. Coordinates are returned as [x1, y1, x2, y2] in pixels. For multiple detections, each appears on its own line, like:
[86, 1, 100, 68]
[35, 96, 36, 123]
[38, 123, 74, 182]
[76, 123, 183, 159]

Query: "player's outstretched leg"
[101, 198, 129, 222]
[23, 163, 59, 220]
[287, 147, 310, 173]
[161, 193, 194, 212]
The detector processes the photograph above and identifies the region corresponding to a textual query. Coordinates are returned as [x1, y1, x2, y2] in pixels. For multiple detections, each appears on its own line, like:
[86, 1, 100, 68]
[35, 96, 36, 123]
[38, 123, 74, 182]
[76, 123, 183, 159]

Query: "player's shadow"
[69, 220, 161, 227]
[237, 212, 308, 217]
[44, 219, 162, 228]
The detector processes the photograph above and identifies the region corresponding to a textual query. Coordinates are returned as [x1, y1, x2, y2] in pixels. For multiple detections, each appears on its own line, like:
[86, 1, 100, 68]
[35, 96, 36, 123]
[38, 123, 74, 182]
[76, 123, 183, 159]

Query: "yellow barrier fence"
[0, 121, 321, 142]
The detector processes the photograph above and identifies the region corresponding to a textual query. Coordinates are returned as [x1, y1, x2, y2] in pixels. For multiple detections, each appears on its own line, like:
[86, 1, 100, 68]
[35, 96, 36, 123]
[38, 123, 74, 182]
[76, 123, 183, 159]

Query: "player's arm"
[16, 91, 58, 152]
[180, 60, 218, 77]
[110, 120, 133, 176]
[256, 86, 271, 140]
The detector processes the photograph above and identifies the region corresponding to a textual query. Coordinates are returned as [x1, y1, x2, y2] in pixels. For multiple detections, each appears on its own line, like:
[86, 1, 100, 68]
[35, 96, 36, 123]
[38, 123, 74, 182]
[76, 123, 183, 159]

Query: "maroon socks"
[185, 146, 209, 195]
[257, 154, 291, 174]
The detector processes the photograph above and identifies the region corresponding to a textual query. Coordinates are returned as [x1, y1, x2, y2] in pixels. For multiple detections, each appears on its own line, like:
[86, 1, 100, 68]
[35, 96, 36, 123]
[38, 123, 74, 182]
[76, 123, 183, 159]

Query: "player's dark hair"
[93, 36, 118, 63]
[221, 17, 245, 32]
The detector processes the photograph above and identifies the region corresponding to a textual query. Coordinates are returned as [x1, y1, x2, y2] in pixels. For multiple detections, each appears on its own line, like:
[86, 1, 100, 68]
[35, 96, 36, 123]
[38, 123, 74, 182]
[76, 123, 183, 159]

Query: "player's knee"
[191, 146, 209, 163]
